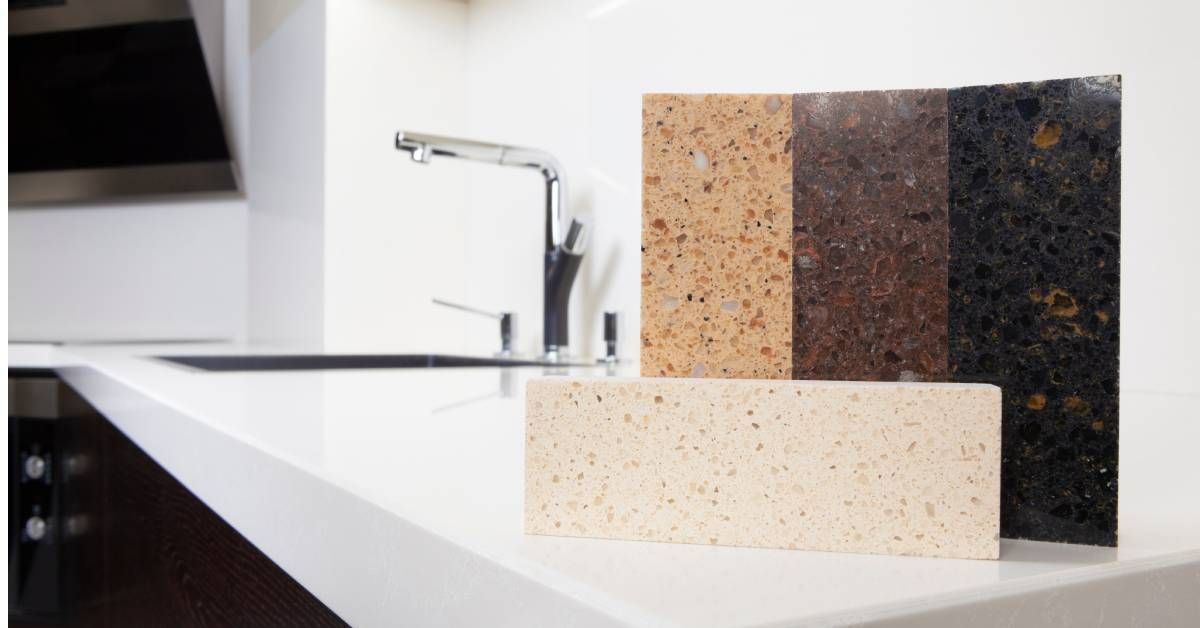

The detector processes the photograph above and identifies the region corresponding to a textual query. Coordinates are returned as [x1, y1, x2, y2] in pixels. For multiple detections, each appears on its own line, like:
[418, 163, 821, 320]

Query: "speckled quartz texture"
[792, 89, 950, 382]
[526, 377, 1001, 559]
[641, 94, 794, 380]
[947, 76, 1121, 546]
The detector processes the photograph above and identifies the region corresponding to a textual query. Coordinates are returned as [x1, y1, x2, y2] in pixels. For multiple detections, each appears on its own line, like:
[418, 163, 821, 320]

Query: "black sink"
[156, 354, 560, 372]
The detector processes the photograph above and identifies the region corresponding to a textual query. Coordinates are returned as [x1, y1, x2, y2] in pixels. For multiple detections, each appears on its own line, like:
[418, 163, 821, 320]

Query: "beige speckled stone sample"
[525, 377, 1001, 559]
[641, 94, 793, 380]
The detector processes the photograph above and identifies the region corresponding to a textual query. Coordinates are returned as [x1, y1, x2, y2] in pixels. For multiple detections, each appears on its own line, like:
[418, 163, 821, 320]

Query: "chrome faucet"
[395, 131, 587, 361]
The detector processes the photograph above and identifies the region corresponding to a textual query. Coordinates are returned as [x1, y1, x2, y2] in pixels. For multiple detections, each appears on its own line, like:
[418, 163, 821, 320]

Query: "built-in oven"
[8, 372, 96, 624]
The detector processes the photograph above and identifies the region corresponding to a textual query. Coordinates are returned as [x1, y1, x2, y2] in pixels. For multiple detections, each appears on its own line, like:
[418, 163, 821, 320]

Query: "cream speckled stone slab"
[525, 377, 1001, 559]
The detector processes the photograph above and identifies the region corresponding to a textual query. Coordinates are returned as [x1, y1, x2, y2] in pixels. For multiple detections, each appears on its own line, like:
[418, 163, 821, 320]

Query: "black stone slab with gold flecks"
[947, 76, 1120, 546]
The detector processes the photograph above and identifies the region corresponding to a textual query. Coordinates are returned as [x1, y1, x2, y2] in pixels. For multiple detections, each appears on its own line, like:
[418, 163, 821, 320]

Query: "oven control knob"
[25, 516, 47, 541]
[24, 455, 46, 480]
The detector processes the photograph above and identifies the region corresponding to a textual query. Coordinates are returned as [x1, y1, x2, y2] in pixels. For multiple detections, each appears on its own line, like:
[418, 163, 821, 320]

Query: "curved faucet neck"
[394, 131, 564, 253]
[395, 131, 583, 359]
[499, 147, 563, 253]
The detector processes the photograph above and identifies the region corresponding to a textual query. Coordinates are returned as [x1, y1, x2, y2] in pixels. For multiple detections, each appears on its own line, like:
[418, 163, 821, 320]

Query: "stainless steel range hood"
[8, 0, 238, 204]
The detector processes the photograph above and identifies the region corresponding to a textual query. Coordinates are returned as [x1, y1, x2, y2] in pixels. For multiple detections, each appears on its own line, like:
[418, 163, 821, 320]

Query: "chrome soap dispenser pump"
[395, 131, 587, 361]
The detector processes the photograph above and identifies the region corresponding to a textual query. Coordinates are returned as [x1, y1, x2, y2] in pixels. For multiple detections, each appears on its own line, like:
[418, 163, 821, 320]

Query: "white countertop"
[9, 343, 1200, 627]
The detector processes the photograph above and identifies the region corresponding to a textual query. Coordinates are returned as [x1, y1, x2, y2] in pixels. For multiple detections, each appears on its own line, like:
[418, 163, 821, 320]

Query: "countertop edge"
[12, 344, 1200, 627]
[797, 549, 1200, 627]
[55, 363, 631, 628]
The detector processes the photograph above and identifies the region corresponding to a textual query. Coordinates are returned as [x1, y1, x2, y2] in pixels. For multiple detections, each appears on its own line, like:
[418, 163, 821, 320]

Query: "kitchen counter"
[8, 343, 1200, 627]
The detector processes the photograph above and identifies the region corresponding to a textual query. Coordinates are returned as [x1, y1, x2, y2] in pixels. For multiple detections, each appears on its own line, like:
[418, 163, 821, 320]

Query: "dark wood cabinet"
[11, 376, 347, 627]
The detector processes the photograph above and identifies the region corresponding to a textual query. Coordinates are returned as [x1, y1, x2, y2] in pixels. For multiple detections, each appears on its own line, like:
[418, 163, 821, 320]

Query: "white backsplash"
[9, 0, 1198, 401]
[449, 0, 1200, 394]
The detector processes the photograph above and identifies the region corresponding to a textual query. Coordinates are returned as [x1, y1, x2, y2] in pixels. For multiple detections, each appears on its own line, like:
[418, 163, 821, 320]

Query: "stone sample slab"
[641, 94, 794, 380]
[947, 76, 1121, 546]
[640, 77, 1120, 547]
[791, 89, 950, 381]
[525, 377, 1002, 559]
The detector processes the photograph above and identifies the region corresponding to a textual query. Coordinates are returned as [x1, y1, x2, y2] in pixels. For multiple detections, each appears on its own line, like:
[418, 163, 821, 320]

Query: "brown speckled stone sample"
[641, 94, 793, 380]
[526, 377, 1002, 559]
[791, 90, 949, 381]
[639, 78, 1121, 550]
[948, 76, 1121, 547]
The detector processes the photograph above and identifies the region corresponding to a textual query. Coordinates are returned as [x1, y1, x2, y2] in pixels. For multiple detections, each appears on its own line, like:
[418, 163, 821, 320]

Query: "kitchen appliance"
[8, 0, 237, 204]
[8, 373, 96, 623]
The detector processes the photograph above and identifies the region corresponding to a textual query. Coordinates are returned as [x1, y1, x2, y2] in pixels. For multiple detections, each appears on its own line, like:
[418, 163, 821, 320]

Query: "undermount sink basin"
[156, 354, 564, 372]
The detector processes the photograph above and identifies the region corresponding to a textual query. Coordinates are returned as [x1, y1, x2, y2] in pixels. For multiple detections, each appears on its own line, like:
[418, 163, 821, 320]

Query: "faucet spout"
[396, 131, 563, 251]
[395, 130, 584, 359]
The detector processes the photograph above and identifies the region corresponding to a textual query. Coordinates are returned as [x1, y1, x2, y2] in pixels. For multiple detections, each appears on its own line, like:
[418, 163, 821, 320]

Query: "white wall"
[246, 0, 327, 347]
[462, 1, 599, 358]
[323, 0, 471, 353]
[455, 0, 1200, 396]
[15, 0, 1193, 400]
[8, 199, 246, 342]
[245, 0, 473, 352]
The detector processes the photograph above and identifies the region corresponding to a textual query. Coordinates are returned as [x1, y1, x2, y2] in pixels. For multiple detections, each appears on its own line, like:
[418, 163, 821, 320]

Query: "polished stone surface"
[947, 76, 1121, 546]
[14, 344, 1200, 626]
[527, 377, 1001, 559]
[641, 94, 794, 380]
[642, 81, 1122, 547]
[792, 89, 949, 381]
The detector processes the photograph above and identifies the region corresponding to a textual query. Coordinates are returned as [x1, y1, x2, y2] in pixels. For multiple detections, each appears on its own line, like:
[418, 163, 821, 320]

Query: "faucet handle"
[431, 298, 515, 356]
[562, 217, 589, 254]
